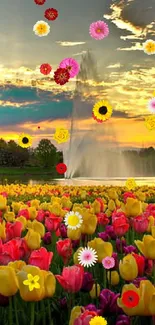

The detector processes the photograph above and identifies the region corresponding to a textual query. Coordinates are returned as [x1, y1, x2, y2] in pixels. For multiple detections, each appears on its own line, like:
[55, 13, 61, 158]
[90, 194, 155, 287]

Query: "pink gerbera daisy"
[78, 247, 98, 267]
[59, 58, 80, 78]
[147, 98, 155, 114]
[89, 20, 109, 40]
[102, 257, 115, 270]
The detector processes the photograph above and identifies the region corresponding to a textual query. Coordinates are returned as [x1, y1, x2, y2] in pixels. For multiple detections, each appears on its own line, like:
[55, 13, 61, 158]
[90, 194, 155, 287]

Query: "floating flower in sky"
[40, 63, 52, 75]
[23, 273, 40, 292]
[89, 20, 109, 40]
[102, 256, 115, 270]
[143, 40, 155, 55]
[89, 316, 107, 325]
[125, 178, 137, 191]
[64, 211, 83, 230]
[53, 128, 70, 144]
[56, 163, 67, 174]
[78, 247, 98, 267]
[44, 8, 58, 21]
[34, 0, 46, 5]
[59, 58, 80, 78]
[18, 133, 32, 148]
[122, 290, 140, 308]
[37, 126, 40, 129]
[92, 100, 113, 123]
[33, 21, 50, 37]
[54, 68, 70, 85]
[145, 115, 155, 130]
[147, 98, 155, 114]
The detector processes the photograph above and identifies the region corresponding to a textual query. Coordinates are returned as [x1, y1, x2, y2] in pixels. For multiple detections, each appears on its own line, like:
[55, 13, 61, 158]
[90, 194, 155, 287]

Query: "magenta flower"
[102, 256, 115, 270]
[148, 97, 155, 114]
[59, 58, 80, 78]
[89, 20, 109, 40]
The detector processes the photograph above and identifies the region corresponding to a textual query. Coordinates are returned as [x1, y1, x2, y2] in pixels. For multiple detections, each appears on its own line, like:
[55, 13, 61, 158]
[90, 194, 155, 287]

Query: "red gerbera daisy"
[56, 163, 67, 174]
[122, 290, 140, 308]
[44, 8, 58, 21]
[37, 126, 40, 129]
[40, 63, 52, 75]
[34, 0, 46, 5]
[54, 68, 70, 85]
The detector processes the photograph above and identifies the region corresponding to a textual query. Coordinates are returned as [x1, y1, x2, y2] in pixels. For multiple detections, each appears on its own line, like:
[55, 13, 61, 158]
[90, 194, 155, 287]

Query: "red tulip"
[17, 209, 30, 220]
[132, 253, 145, 276]
[112, 215, 129, 237]
[56, 238, 72, 264]
[45, 216, 62, 232]
[96, 198, 104, 212]
[29, 247, 53, 271]
[56, 265, 84, 293]
[96, 212, 109, 226]
[6, 221, 22, 241]
[133, 215, 149, 233]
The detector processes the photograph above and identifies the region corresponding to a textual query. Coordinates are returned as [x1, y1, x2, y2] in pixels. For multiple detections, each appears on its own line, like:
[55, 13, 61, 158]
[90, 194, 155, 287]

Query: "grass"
[0, 167, 57, 175]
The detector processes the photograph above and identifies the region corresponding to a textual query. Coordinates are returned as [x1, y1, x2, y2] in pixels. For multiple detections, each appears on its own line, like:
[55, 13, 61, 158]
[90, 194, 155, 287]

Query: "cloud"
[107, 63, 122, 68]
[117, 42, 143, 51]
[56, 41, 86, 47]
[73, 51, 87, 56]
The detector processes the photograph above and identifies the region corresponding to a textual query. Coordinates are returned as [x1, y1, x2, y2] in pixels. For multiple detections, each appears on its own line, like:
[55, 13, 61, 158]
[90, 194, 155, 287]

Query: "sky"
[0, 0, 155, 151]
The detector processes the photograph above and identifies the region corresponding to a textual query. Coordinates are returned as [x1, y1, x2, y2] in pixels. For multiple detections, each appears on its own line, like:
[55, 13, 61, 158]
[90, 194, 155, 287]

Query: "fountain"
[64, 50, 132, 182]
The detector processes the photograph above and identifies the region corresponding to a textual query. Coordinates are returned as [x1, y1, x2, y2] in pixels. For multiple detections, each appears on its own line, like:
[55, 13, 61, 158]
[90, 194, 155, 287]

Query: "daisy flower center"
[99, 106, 107, 115]
[84, 252, 92, 260]
[67, 215, 80, 227]
[67, 65, 72, 71]
[96, 28, 102, 33]
[22, 137, 29, 144]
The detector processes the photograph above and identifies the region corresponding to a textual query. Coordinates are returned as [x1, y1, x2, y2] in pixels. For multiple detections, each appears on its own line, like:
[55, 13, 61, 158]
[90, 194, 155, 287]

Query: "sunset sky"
[0, 0, 155, 153]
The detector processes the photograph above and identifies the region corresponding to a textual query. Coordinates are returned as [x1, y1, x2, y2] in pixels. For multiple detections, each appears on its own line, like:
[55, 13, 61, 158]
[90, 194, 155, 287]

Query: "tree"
[35, 139, 58, 168]
[0, 139, 7, 149]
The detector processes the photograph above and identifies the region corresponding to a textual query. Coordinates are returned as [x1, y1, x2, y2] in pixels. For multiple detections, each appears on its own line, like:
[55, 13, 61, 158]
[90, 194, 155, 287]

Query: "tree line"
[0, 138, 63, 168]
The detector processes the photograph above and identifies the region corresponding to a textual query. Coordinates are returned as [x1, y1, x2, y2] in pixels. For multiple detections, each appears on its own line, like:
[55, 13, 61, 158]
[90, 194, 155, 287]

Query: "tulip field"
[0, 183, 155, 325]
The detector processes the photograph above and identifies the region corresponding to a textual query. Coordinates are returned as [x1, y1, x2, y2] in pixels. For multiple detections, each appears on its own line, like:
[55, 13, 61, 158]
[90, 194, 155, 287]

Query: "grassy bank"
[0, 167, 58, 175]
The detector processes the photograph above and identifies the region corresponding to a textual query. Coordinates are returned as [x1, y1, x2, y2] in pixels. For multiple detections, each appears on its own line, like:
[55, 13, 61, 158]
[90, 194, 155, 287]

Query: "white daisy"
[64, 211, 83, 230]
[147, 98, 155, 114]
[78, 247, 98, 267]
[33, 21, 50, 37]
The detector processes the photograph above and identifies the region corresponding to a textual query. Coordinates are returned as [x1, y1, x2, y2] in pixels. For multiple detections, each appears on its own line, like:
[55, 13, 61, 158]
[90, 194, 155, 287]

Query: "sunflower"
[18, 133, 32, 148]
[92, 100, 112, 122]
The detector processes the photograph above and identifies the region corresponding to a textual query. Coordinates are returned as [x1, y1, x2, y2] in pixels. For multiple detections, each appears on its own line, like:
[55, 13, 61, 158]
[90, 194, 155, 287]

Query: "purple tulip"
[116, 315, 130, 325]
[105, 225, 116, 240]
[98, 232, 110, 241]
[85, 304, 97, 312]
[43, 232, 52, 245]
[72, 239, 80, 249]
[59, 297, 67, 308]
[81, 272, 94, 292]
[99, 289, 122, 315]
[132, 277, 147, 288]
[116, 238, 127, 253]
[59, 224, 67, 238]
[111, 252, 119, 270]
[123, 245, 137, 255]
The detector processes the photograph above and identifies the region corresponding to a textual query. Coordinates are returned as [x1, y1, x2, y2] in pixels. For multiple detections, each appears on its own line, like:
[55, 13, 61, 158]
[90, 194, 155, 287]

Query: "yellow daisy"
[143, 40, 155, 55]
[64, 211, 83, 230]
[33, 20, 50, 37]
[125, 178, 137, 191]
[53, 128, 70, 144]
[92, 100, 112, 122]
[89, 316, 107, 325]
[18, 133, 32, 148]
[23, 273, 40, 292]
[144, 115, 155, 130]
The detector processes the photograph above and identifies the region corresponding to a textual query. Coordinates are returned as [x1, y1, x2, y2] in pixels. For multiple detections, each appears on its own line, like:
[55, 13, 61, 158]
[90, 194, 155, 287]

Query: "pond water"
[1, 175, 155, 186]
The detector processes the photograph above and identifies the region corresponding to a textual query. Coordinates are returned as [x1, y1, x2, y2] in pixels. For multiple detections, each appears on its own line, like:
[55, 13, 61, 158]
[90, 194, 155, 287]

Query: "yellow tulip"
[9, 260, 26, 272]
[11, 202, 22, 214]
[17, 265, 44, 301]
[28, 207, 37, 220]
[90, 283, 100, 298]
[16, 216, 27, 230]
[136, 191, 146, 202]
[30, 199, 40, 209]
[25, 229, 41, 250]
[0, 266, 18, 296]
[125, 198, 142, 217]
[108, 199, 116, 211]
[0, 221, 6, 240]
[105, 209, 112, 217]
[73, 247, 83, 264]
[61, 197, 72, 209]
[81, 210, 97, 235]
[69, 306, 83, 325]
[41, 270, 56, 298]
[135, 234, 155, 259]
[119, 254, 138, 281]
[3, 211, 15, 222]
[0, 195, 7, 210]
[108, 189, 118, 200]
[49, 203, 62, 216]
[31, 220, 45, 238]
[80, 191, 87, 199]
[117, 280, 155, 316]
[147, 216, 155, 232]
[88, 238, 113, 263]
[107, 271, 120, 286]
[91, 200, 101, 214]
[67, 228, 81, 240]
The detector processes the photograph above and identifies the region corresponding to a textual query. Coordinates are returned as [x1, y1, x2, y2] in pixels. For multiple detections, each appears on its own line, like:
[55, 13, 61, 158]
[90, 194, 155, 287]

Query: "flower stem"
[41, 300, 46, 325]
[30, 302, 35, 325]
[9, 296, 13, 325]
[13, 295, 19, 325]
[47, 300, 53, 325]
